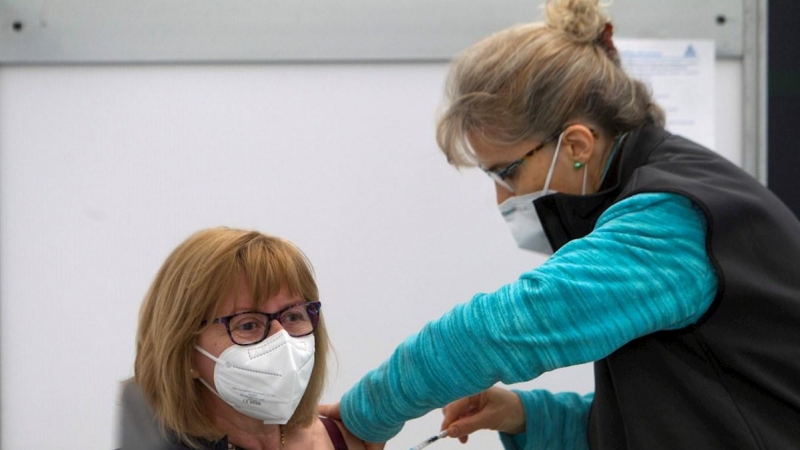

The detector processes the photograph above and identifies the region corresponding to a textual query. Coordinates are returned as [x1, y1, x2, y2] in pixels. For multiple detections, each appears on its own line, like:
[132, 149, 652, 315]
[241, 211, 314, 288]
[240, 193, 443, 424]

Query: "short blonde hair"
[437, 0, 665, 166]
[134, 227, 329, 447]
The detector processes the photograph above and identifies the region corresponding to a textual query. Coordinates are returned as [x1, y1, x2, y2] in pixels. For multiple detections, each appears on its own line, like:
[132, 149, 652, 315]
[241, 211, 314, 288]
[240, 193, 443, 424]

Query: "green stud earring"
[573, 161, 584, 170]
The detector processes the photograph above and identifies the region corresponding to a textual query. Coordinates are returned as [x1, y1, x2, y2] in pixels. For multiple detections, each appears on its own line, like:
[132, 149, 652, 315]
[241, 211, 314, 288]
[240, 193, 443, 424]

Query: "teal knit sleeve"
[499, 391, 593, 450]
[340, 192, 718, 445]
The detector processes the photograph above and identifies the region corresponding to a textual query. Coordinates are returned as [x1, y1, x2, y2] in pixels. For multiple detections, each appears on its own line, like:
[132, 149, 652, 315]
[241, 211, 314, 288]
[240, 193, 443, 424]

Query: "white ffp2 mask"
[498, 132, 568, 255]
[499, 190, 554, 254]
[195, 330, 315, 424]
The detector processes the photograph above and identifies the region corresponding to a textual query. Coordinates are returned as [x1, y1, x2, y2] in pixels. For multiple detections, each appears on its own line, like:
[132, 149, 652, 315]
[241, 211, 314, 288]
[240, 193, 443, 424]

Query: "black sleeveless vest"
[534, 125, 800, 449]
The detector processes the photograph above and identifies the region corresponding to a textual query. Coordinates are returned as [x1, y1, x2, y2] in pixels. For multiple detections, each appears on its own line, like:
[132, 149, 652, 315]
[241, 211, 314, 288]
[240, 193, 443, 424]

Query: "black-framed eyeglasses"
[480, 128, 564, 193]
[202, 301, 322, 346]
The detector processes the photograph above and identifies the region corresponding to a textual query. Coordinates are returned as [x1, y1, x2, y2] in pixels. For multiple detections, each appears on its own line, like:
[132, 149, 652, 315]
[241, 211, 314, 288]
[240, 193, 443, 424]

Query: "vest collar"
[532, 125, 670, 252]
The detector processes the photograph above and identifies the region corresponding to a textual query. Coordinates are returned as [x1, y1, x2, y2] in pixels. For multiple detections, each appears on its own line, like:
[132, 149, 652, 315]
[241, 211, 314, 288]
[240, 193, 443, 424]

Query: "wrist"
[499, 390, 526, 435]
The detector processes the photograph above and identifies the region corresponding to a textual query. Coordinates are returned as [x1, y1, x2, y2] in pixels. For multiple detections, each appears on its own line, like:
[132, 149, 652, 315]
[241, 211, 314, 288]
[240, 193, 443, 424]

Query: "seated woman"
[120, 227, 365, 450]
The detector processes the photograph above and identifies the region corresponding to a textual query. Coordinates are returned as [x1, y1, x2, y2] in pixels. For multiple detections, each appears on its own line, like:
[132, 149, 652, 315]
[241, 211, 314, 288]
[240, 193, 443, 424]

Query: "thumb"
[445, 413, 488, 440]
[441, 396, 474, 430]
[318, 402, 342, 420]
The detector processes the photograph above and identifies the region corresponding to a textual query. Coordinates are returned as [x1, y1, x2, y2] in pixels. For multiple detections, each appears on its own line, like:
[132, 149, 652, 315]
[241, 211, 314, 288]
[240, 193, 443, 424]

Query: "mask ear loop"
[193, 346, 227, 398]
[542, 132, 565, 195]
[581, 163, 588, 195]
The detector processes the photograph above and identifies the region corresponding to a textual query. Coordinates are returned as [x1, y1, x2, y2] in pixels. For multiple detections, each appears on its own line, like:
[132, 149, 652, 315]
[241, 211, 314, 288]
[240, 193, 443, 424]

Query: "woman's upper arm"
[512, 192, 719, 364]
[455, 191, 719, 379]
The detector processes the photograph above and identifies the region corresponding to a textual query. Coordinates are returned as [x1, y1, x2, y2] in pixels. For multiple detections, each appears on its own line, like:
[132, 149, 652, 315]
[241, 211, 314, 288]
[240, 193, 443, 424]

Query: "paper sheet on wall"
[616, 39, 716, 150]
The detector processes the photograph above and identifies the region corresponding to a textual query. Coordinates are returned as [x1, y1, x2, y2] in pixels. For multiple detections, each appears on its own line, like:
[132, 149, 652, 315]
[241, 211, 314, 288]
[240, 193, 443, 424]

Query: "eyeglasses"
[480, 128, 564, 193]
[202, 301, 322, 346]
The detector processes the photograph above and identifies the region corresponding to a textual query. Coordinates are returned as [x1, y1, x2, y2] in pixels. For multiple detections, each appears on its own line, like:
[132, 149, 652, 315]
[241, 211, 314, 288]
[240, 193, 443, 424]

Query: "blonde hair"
[437, 0, 665, 166]
[134, 227, 329, 447]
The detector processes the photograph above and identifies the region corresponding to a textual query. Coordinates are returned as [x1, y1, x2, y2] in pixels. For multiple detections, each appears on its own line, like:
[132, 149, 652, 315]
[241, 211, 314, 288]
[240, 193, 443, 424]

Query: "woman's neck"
[593, 132, 626, 191]
[224, 425, 283, 450]
[208, 398, 284, 450]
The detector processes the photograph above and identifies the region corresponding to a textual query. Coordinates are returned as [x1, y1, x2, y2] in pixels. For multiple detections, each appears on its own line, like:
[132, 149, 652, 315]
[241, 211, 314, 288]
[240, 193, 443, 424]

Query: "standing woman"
[322, 0, 800, 448]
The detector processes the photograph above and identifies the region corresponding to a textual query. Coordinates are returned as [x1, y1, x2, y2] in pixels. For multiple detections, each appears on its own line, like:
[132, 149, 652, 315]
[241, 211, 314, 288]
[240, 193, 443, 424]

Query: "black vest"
[534, 125, 800, 449]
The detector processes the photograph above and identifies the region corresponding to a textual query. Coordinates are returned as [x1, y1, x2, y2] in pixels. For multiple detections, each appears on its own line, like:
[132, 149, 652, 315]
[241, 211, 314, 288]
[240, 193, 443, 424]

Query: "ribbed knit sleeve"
[340, 192, 718, 446]
[499, 391, 593, 450]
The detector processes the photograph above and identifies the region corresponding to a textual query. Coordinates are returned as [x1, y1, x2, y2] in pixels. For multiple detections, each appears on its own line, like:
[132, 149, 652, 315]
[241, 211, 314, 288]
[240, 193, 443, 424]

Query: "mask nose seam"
[231, 366, 283, 377]
[249, 340, 289, 359]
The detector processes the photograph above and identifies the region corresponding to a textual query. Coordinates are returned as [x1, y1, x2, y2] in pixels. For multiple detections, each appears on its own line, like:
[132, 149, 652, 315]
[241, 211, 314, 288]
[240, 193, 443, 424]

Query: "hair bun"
[544, 0, 609, 44]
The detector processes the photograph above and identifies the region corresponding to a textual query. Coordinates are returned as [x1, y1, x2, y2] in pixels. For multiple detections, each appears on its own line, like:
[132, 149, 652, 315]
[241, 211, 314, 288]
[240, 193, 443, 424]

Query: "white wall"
[0, 60, 741, 450]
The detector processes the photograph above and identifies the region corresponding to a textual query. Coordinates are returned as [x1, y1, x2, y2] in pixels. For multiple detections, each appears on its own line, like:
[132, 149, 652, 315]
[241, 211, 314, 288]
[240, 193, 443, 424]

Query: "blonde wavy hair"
[133, 227, 329, 448]
[437, 0, 665, 166]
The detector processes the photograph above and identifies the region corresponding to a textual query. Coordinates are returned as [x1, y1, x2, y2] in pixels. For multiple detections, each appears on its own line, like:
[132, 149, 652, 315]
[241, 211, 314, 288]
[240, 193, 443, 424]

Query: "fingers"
[441, 393, 486, 441]
[440, 387, 527, 440]
[441, 395, 475, 430]
[318, 402, 342, 420]
[445, 408, 493, 439]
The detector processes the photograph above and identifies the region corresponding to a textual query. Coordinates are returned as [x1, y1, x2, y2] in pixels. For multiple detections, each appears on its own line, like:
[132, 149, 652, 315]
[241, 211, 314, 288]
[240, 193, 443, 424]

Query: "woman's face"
[193, 274, 304, 391]
[470, 124, 610, 204]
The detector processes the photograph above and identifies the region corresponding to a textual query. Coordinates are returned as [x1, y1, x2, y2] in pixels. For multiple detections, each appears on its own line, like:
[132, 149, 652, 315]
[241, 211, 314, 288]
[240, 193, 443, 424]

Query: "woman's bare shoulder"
[328, 418, 367, 450]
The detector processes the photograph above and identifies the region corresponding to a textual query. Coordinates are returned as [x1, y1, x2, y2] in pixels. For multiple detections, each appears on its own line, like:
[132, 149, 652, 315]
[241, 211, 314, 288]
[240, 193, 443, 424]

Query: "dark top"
[118, 381, 349, 450]
[535, 125, 800, 449]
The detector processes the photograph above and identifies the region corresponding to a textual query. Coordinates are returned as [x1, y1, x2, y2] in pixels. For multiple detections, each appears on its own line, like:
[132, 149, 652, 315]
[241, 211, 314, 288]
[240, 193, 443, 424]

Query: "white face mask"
[499, 132, 587, 255]
[195, 330, 315, 424]
[499, 190, 554, 254]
